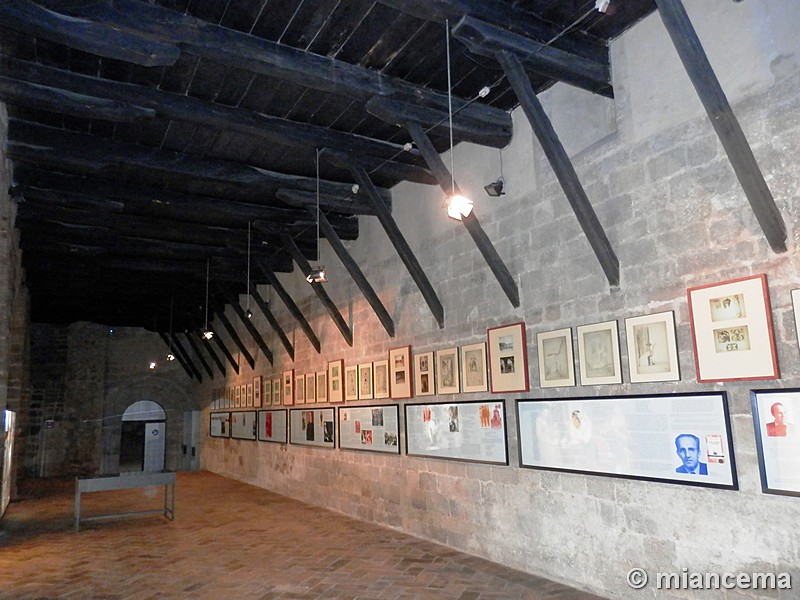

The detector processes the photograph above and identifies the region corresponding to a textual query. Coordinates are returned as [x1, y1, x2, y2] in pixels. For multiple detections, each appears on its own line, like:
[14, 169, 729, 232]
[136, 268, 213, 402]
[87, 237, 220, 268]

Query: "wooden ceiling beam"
[181, 329, 215, 380]
[452, 16, 612, 98]
[655, 0, 786, 253]
[31, 0, 512, 147]
[248, 282, 295, 361]
[323, 148, 445, 330]
[221, 287, 274, 366]
[214, 310, 256, 370]
[0, 0, 180, 67]
[405, 121, 520, 308]
[158, 332, 194, 380]
[496, 50, 619, 287]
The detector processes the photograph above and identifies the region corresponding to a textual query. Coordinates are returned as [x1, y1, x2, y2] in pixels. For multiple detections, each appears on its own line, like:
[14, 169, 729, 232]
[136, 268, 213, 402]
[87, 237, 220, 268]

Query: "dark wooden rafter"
[222, 287, 275, 365]
[170, 333, 202, 382]
[7, 120, 393, 202]
[451, 17, 612, 97]
[0, 75, 156, 122]
[312, 210, 396, 338]
[206, 328, 240, 375]
[374, 0, 607, 61]
[404, 121, 520, 308]
[493, 50, 620, 287]
[0, 0, 180, 67]
[254, 258, 321, 354]
[181, 328, 215, 379]
[1, 57, 422, 164]
[248, 282, 295, 360]
[197, 328, 226, 375]
[214, 310, 256, 370]
[322, 149, 445, 329]
[25, 0, 512, 147]
[158, 331, 193, 379]
[655, 0, 786, 253]
[282, 234, 353, 347]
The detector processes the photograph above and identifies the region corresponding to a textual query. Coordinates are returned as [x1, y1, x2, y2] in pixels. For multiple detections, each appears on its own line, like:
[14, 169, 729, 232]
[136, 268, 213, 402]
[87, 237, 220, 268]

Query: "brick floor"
[0, 472, 606, 599]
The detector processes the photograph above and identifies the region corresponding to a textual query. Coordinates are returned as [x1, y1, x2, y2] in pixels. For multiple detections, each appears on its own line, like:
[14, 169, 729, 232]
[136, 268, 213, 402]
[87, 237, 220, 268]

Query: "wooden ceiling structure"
[1, 0, 785, 377]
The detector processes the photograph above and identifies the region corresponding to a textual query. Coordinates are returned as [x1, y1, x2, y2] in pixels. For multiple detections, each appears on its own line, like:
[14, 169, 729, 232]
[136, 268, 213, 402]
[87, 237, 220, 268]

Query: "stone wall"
[201, 3, 800, 598]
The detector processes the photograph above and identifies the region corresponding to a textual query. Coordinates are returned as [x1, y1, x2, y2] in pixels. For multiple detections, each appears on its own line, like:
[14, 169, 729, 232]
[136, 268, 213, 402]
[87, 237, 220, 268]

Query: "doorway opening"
[121, 401, 166, 473]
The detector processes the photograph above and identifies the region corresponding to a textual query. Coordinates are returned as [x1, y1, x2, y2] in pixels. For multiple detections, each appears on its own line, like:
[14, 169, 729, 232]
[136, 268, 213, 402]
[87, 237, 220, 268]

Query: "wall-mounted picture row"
[208, 273, 791, 411]
[211, 388, 797, 495]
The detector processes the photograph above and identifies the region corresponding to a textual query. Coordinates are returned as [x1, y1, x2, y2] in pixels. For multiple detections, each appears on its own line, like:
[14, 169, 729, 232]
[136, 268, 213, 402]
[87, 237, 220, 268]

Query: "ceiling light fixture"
[444, 20, 473, 221]
[245, 220, 253, 318]
[484, 149, 506, 197]
[202, 258, 214, 339]
[307, 148, 328, 284]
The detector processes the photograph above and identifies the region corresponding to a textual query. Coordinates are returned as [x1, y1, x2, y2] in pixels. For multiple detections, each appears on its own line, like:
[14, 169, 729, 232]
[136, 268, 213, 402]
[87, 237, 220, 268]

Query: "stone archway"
[101, 378, 194, 475]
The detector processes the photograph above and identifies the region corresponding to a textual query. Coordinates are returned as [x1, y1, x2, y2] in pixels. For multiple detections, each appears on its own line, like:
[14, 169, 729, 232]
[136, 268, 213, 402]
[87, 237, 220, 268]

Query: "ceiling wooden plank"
[0, 0, 180, 67]
[33, 0, 512, 147]
[452, 16, 612, 97]
[655, 0, 786, 253]
[496, 50, 619, 287]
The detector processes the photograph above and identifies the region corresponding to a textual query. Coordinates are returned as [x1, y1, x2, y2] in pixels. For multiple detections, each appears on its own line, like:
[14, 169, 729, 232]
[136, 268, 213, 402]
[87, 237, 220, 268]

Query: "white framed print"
[624, 311, 680, 383]
[536, 327, 575, 388]
[576, 320, 622, 386]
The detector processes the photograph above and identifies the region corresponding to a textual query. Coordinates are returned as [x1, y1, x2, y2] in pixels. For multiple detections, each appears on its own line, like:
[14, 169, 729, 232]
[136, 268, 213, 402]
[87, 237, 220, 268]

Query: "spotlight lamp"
[166, 353, 176, 362]
[306, 266, 328, 284]
[149, 361, 157, 370]
[446, 194, 473, 221]
[484, 178, 505, 197]
[202, 330, 214, 340]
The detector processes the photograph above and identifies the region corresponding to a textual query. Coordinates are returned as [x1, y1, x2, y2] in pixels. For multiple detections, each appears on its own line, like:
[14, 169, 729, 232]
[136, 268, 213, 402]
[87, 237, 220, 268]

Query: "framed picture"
[246, 383, 254, 407]
[624, 311, 680, 383]
[272, 378, 281, 406]
[231, 410, 257, 441]
[316, 371, 328, 403]
[389, 346, 412, 399]
[414, 351, 435, 396]
[282, 369, 294, 406]
[373, 359, 390, 399]
[517, 392, 738, 489]
[358, 362, 373, 400]
[258, 409, 288, 444]
[263, 377, 272, 407]
[793, 289, 800, 350]
[460, 343, 488, 393]
[435, 347, 460, 394]
[751, 389, 800, 497]
[687, 274, 779, 382]
[240, 384, 247, 406]
[234, 384, 241, 407]
[338, 405, 400, 454]
[576, 320, 622, 386]
[536, 327, 575, 388]
[289, 408, 335, 448]
[253, 376, 262, 407]
[295, 373, 305, 405]
[305, 373, 316, 404]
[328, 359, 343, 403]
[226, 387, 232, 409]
[210, 412, 230, 438]
[488, 322, 530, 393]
[344, 365, 358, 401]
[405, 400, 508, 465]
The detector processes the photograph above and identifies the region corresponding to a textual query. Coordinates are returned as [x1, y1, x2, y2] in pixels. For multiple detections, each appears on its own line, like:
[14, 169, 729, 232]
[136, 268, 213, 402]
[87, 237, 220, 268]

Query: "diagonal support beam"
[282, 235, 353, 347]
[170, 333, 202, 382]
[655, 0, 786, 253]
[323, 149, 445, 329]
[254, 258, 321, 354]
[158, 332, 193, 379]
[405, 121, 520, 308]
[215, 310, 255, 370]
[222, 288, 274, 365]
[204, 327, 239, 375]
[248, 282, 295, 360]
[197, 328, 226, 375]
[313, 210, 395, 337]
[495, 50, 620, 287]
[181, 329, 214, 379]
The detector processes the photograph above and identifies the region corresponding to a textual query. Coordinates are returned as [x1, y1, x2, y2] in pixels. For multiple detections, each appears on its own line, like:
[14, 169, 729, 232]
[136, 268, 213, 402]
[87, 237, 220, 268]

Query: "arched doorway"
[120, 401, 166, 473]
